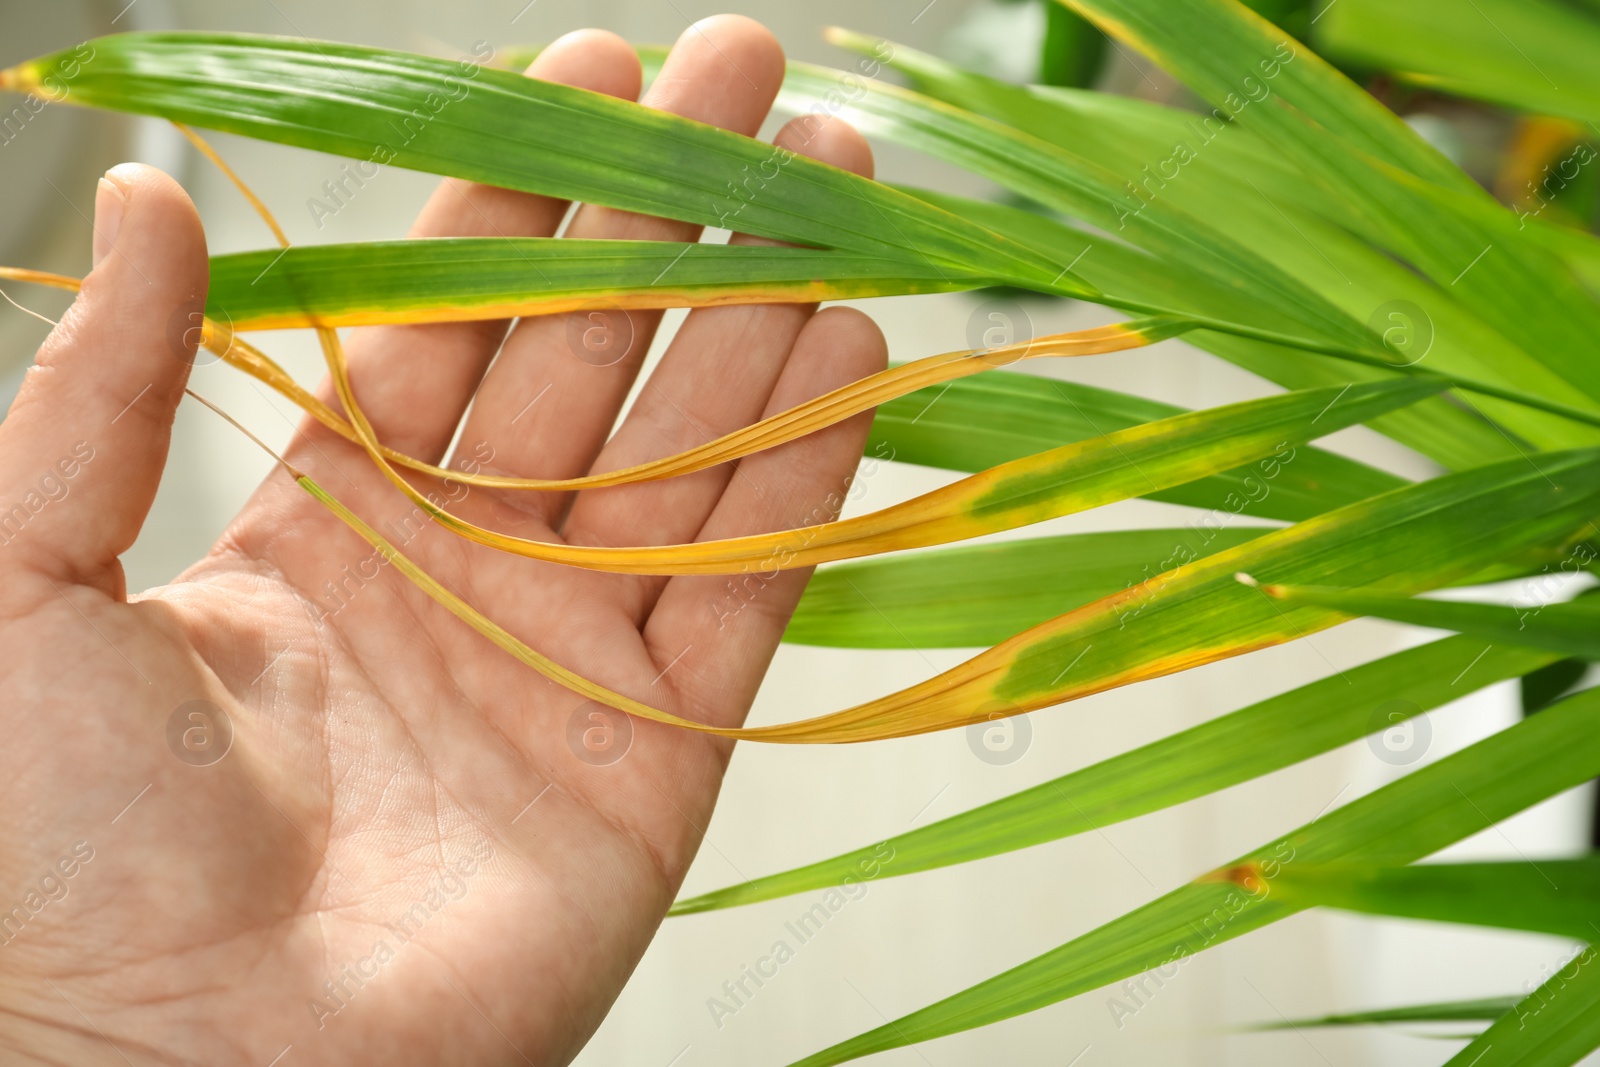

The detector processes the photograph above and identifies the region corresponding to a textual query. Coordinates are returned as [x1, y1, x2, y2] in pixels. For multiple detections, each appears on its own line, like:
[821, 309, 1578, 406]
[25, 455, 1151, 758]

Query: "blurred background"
[2, 1, 1596, 1064]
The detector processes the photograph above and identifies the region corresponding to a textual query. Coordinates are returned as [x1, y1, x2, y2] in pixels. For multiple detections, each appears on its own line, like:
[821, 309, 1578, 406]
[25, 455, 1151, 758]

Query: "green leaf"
[1261, 581, 1600, 660]
[765, 446, 1600, 744]
[1201, 330, 1531, 470]
[1524, 659, 1593, 715]
[9, 33, 1072, 292]
[204, 237, 996, 330]
[673, 636, 1556, 912]
[1053, 0, 1600, 407]
[786, 685, 1600, 1066]
[1040, 1, 1107, 87]
[869, 363, 1410, 522]
[786, 528, 1272, 649]
[837, 31, 1600, 450]
[982, 448, 1600, 715]
[1246, 997, 1515, 1030]
[1316, 0, 1600, 123]
[774, 46, 1372, 354]
[1444, 947, 1600, 1066]
[889, 186, 1533, 471]
[1253, 856, 1600, 939]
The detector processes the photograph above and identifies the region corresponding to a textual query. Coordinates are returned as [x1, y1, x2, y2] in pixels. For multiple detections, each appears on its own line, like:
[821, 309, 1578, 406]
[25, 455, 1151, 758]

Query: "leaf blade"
[1263, 583, 1600, 660]
[786, 686, 1600, 1065]
[673, 636, 1555, 911]
[10, 33, 1072, 291]
[207, 237, 998, 330]
[1250, 856, 1600, 940]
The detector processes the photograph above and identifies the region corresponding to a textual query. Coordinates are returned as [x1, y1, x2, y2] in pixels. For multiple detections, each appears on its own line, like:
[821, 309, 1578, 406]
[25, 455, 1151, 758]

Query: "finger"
[642, 306, 888, 726]
[286, 30, 643, 466]
[449, 15, 785, 526]
[561, 114, 873, 625]
[0, 165, 206, 595]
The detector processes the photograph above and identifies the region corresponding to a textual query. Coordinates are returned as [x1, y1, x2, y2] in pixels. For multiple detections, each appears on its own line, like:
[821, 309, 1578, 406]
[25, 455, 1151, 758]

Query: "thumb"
[0, 163, 208, 596]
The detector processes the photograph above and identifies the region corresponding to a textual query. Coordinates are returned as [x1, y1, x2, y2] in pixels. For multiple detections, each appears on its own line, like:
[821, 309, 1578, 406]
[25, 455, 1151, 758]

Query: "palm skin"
[0, 18, 884, 1065]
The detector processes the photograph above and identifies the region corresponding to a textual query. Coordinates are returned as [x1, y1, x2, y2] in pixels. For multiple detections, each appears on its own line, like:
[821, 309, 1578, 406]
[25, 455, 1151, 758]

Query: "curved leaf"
[891, 186, 1535, 470]
[206, 237, 998, 330]
[314, 377, 1442, 578]
[787, 685, 1600, 1065]
[673, 636, 1555, 911]
[786, 528, 1273, 648]
[1317, 0, 1600, 123]
[1245, 856, 1600, 939]
[1246, 997, 1514, 1030]
[1054, 0, 1600, 406]
[1444, 949, 1600, 1067]
[775, 42, 1600, 434]
[1261, 583, 1600, 660]
[870, 359, 1410, 521]
[4, 33, 1075, 292]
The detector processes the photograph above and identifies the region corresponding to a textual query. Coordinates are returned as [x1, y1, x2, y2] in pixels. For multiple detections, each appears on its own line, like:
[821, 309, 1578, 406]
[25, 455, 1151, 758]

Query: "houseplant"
[1, 0, 1597, 1062]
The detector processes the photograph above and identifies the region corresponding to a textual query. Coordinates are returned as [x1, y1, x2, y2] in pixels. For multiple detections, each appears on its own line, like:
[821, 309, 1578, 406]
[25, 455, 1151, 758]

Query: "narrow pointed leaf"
[786, 686, 1600, 1065]
[282, 396, 1600, 749]
[325, 377, 1443, 577]
[891, 186, 1538, 470]
[1244, 856, 1600, 939]
[206, 238, 999, 330]
[785, 528, 1273, 649]
[6, 263, 1189, 497]
[673, 636, 1555, 911]
[1317, 0, 1600, 123]
[1055, 0, 1600, 406]
[1247, 998, 1514, 1030]
[844, 36, 1600, 450]
[758, 447, 1599, 743]
[870, 361, 1409, 521]
[1524, 659, 1594, 715]
[1443, 950, 1600, 1067]
[1263, 583, 1600, 660]
[5, 33, 1076, 292]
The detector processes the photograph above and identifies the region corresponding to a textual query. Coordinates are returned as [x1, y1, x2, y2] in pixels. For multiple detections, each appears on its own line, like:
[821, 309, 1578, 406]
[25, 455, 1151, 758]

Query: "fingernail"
[92, 173, 127, 268]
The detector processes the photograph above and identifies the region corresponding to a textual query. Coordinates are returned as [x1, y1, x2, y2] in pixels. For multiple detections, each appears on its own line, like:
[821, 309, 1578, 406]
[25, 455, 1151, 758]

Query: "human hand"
[0, 16, 884, 1064]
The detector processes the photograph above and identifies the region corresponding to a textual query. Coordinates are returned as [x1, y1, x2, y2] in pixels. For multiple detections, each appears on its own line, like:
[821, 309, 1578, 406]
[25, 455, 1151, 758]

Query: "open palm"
[0, 18, 883, 1065]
